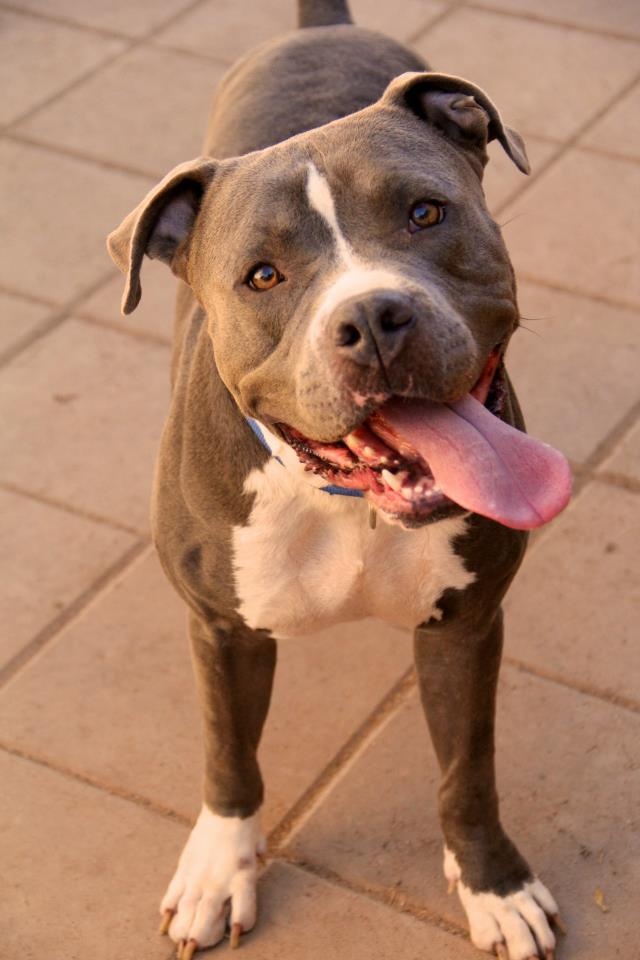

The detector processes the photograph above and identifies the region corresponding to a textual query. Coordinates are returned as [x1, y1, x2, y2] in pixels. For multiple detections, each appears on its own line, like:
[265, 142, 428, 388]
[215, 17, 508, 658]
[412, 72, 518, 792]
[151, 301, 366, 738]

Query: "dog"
[108, 1, 572, 957]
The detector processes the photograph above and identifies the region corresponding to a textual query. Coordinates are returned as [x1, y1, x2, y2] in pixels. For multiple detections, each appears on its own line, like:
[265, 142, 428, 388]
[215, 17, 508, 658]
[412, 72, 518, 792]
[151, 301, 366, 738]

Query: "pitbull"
[108, 1, 572, 957]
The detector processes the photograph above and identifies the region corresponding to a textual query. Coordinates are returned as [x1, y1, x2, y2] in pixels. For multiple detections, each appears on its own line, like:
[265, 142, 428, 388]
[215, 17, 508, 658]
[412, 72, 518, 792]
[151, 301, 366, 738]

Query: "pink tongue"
[372, 395, 572, 530]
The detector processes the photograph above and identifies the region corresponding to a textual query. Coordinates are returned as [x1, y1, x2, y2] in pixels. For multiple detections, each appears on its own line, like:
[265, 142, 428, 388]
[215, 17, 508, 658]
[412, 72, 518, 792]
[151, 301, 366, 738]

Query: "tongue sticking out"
[371, 395, 572, 530]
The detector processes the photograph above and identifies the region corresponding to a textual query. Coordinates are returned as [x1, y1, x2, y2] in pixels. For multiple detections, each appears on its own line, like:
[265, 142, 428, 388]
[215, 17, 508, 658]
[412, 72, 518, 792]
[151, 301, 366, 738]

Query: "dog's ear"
[107, 157, 217, 315]
[383, 72, 529, 176]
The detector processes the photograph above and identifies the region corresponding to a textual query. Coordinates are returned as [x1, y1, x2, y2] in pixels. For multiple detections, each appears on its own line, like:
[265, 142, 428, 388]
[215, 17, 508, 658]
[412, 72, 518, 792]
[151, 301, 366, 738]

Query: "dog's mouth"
[277, 347, 572, 530]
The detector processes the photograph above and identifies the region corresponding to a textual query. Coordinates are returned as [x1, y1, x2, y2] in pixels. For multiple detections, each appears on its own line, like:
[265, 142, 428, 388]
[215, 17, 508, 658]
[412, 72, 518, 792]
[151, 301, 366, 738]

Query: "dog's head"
[110, 72, 565, 530]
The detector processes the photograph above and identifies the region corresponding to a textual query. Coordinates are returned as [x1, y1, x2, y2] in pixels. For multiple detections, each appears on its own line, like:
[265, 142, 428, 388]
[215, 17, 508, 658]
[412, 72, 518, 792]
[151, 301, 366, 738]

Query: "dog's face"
[109, 72, 534, 526]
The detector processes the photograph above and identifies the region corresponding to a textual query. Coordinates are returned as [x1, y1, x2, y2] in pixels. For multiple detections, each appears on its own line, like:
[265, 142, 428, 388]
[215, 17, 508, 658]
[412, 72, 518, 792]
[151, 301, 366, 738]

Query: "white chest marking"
[232, 452, 474, 639]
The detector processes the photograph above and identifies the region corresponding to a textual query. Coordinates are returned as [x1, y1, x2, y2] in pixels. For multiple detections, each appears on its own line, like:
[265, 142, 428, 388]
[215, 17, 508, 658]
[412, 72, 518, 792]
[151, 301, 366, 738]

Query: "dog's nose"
[332, 292, 415, 368]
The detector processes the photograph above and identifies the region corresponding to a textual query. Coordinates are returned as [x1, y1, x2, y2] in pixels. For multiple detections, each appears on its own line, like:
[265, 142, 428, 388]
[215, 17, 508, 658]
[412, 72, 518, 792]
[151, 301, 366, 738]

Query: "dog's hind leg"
[160, 612, 276, 954]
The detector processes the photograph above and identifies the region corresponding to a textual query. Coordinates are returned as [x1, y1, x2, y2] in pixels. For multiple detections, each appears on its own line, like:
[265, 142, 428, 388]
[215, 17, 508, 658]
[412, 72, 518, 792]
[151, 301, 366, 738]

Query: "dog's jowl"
[108, 2, 571, 957]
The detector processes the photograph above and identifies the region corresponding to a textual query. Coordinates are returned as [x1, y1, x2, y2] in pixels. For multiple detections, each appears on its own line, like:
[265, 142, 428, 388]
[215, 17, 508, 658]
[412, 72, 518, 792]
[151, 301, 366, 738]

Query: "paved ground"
[1, 1, 639, 958]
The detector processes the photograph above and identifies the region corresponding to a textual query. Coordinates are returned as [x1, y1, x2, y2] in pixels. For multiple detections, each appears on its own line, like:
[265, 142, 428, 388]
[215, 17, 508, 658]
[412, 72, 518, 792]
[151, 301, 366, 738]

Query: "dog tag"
[369, 505, 377, 530]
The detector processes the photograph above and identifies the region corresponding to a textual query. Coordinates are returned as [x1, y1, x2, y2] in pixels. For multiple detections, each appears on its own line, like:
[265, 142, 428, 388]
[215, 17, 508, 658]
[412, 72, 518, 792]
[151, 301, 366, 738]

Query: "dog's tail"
[298, 0, 353, 28]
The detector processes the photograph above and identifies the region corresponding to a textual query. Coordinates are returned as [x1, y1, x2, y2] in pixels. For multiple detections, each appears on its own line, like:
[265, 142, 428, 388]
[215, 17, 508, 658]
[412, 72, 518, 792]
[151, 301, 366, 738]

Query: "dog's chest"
[232, 458, 474, 638]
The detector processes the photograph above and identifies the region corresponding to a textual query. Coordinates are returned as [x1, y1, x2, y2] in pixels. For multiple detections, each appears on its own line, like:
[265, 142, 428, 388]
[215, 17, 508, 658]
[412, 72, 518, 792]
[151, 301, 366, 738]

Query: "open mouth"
[278, 348, 505, 527]
[276, 345, 572, 531]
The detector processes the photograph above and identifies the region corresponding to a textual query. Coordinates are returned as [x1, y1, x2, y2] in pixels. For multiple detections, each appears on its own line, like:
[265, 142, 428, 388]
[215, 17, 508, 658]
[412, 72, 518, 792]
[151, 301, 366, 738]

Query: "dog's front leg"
[160, 612, 277, 956]
[415, 608, 560, 960]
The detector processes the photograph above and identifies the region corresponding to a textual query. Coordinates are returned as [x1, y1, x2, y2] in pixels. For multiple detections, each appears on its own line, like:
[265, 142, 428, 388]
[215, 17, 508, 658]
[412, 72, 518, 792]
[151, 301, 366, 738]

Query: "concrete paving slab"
[17, 45, 226, 178]
[0, 140, 151, 305]
[0, 748, 187, 960]
[285, 669, 640, 959]
[0, 318, 170, 531]
[599, 418, 640, 482]
[500, 149, 640, 308]
[0, 550, 411, 828]
[416, 8, 639, 140]
[237, 860, 478, 960]
[504, 482, 640, 707]
[349, 0, 449, 43]
[17, 0, 199, 38]
[155, 0, 296, 63]
[0, 9, 124, 127]
[0, 487, 136, 671]
[77, 261, 177, 343]
[483, 136, 557, 213]
[473, 0, 640, 39]
[0, 291, 51, 357]
[505, 282, 640, 464]
[580, 80, 640, 162]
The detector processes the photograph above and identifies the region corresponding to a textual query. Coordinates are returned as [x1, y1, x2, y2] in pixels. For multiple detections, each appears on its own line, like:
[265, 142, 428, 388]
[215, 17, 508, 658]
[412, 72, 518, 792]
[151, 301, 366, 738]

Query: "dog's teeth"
[400, 485, 415, 501]
[381, 469, 401, 491]
[364, 446, 375, 458]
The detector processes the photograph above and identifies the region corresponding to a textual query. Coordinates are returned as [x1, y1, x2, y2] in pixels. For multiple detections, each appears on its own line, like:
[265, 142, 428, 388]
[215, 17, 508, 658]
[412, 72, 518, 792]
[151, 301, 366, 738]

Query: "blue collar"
[247, 417, 364, 498]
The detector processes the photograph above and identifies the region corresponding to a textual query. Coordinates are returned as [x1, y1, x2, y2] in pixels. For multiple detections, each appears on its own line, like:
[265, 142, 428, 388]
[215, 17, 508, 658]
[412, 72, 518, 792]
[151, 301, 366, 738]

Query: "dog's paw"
[159, 805, 265, 955]
[444, 847, 561, 960]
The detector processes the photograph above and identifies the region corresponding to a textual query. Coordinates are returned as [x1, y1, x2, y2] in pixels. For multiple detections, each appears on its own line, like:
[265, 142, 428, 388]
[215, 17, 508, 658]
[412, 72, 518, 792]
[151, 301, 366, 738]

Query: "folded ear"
[383, 71, 529, 176]
[107, 157, 217, 315]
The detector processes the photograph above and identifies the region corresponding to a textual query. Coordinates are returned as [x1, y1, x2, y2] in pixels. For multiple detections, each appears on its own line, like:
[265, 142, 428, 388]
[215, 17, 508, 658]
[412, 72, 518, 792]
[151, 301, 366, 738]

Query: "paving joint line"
[0, 480, 148, 536]
[580, 397, 640, 475]
[0, 269, 117, 368]
[76, 311, 173, 348]
[268, 666, 417, 852]
[272, 854, 467, 939]
[503, 656, 640, 715]
[1, 0, 214, 135]
[493, 69, 640, 221]
[464, 1, 640, 45]
[0, 739, 191, 826]
[0, 1, 131, 40]
[408, 1, 464, 46]
[4, 131, 157, 181]
[0, 539, 151, 689]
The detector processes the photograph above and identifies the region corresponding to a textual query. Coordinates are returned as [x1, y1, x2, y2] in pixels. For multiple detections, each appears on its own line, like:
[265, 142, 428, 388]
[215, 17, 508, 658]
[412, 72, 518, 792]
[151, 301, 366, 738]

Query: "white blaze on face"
[304, 161, 408, 348]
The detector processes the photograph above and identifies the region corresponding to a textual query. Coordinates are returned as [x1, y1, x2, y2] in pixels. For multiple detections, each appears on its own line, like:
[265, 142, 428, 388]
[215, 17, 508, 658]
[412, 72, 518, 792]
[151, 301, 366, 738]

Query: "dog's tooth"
[364, 446, 375, 458]
[400, 485, 415, 501]
[381, 469, 401, 491]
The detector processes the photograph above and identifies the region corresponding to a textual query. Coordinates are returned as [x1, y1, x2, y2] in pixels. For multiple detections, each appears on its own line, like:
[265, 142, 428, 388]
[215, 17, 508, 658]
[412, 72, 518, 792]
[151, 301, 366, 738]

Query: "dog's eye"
[247, 263, 283, 291]
[409, 200, 446, 232]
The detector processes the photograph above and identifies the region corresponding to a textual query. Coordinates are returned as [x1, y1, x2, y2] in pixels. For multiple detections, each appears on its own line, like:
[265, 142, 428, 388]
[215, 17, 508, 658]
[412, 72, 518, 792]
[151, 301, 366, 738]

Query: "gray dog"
[108, 1, 571, 957]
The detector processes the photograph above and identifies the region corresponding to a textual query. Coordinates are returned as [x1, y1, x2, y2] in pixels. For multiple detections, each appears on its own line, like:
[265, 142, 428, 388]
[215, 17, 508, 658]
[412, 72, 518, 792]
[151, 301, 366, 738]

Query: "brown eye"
[409, 200, 446, 232]
[247, 263, 283, 291]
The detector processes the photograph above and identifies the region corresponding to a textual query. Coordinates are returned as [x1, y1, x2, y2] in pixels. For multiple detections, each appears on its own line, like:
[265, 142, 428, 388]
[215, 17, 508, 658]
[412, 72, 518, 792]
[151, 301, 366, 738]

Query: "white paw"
[444, 847, 559, 960]
[160, 805, 265, 952]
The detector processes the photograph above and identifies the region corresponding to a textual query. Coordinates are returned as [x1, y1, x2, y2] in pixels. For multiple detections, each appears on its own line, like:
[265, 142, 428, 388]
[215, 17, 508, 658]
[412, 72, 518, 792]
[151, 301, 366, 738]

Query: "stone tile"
[241, 861, 477, 959]
[155, 0, 296, 63]
[0, 488, 136, 670]
[18, 45, 226, 178]
[0, 10, 124, 127]
[286, 670, 640, 958]
[0, 291, 50, 357]
[505, 282, 640, 464]
[416, 8, 639, 140]
[501, 149, 640, 308]
[77, 262, 177, 343]
[483, 135, 557, 214]
[599, 418, 640, 482]
[0, 319, 170, 531]
[0, 140, 151, 304]
[0, 550, 411, 827]
[581, 81, 640, 162]
[0, 749, 186, 960]
[350, 0, 448, 43]
[474, 0, 640, 39]
[17, 0, 198, 38]
[504, 482, 640, 706]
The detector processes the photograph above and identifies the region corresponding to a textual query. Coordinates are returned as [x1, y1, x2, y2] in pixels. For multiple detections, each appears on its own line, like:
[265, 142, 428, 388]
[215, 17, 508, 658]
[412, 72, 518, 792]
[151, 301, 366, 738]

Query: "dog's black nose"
[332, 292, 415, 368]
